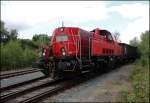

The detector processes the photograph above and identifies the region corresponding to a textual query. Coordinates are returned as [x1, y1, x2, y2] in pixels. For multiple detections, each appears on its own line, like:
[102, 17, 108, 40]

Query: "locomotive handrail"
[71, 29, 76, 47]
[78, 34, 82, 69]
[89, 36, 92, 61]
[76, 35, 81, 64]
[70, 30, 79, 61]
[80, 34, 82, 62]
[68, 35, 80, 62]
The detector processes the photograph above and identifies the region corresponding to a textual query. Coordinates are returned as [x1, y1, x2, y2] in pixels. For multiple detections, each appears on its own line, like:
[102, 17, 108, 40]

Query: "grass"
[121, 60, 149, 103]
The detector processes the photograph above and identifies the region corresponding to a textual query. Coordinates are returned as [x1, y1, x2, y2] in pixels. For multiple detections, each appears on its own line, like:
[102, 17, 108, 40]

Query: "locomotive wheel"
[93, 61, 105, 73]
[49, 61, 57, 78]
[95, 62, 101, 72]
[100, 61, 108, 73]
[100, 61, 106, 73]
[42, 63, 50, 76]
[51, 69, 56, 78]
[107, 57, 116, 70]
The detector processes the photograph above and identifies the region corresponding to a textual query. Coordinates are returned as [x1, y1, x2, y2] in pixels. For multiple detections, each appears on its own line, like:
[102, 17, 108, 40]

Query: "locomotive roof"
[56, 27, 79, 29]
[55, 27, 92, 34]
[119, 43, 137, 48]
[56, 27, 110, 32]
[90, 28, 111, 33]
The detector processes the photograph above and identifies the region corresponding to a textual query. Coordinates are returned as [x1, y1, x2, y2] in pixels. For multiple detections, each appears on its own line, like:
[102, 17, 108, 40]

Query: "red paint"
[46, 27, 123, 58]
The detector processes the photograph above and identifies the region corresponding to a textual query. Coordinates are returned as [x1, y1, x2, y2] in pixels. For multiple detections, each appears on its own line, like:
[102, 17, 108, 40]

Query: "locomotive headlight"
[60, 27, 64, 32]
[61, 47, 66, 56]
[62, 51, 66, 56]
[43, 52, 45, 56]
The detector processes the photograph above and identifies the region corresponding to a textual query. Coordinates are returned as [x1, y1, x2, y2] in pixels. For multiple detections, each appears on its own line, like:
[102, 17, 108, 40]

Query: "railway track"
[0, 76, 46, 92]
[2, 79, 74, 103]
[0, 75, 83, 103]
[16, 73, 99, 103]
[1, 69, 102, 103]
[0, 68, 41, 79]
[0, 71, 100, 103]
[19, 81, 69, 103]
[0, 77, 62, 103]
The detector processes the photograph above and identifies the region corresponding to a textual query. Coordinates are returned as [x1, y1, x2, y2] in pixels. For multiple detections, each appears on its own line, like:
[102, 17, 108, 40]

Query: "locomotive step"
[81, 70, 90, 73]
[82, 65, 91, 67]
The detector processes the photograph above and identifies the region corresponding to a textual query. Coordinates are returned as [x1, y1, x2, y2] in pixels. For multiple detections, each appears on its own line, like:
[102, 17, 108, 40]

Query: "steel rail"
[1, 68, 102, 103]
[19, 81, 70, 103]
[0, 76, 46, 92]
[0, 78, 62, 103]
[18, 73, 96, 103]
[0, 68, 42, 79]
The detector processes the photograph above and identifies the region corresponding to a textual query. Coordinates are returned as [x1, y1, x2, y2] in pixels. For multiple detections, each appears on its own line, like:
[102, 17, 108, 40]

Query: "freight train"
[33, 27, 139, 78]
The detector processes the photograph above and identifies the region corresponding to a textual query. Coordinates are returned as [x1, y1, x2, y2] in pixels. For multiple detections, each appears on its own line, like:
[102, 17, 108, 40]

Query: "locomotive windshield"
[56, 35, 68, 42]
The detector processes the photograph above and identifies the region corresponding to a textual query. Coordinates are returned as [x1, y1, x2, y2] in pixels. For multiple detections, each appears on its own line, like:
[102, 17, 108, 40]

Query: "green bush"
[1, 40, 39, 71]
[121, 64, 149, 102]
[138, 31, 149, 66]
[121, 30, 149, 102]
[22, 48, 39, 66]
[1, 21, 42, 71]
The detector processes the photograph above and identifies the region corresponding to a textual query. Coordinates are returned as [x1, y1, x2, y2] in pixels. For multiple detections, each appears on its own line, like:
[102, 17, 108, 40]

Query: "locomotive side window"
[56, 35, 68, 42]
[107, 34, 113, 41]
[99, 30, 107, 38]
[100, 30, 113, 42]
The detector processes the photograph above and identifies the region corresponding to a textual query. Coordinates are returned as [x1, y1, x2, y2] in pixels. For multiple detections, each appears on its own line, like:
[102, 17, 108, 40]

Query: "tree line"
[1, 20, 149, 71]
[0, 21, 50, 71]
[129, 30, 149, 66]
[122, 30, 149, 102]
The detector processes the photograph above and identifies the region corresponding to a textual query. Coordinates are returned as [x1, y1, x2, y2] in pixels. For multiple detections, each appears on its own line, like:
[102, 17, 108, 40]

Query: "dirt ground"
[42, 64, 134, 102]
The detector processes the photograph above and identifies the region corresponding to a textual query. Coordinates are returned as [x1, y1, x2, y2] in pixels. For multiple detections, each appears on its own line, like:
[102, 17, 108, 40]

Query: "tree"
[129, 37, 139, 47]
[32, 34, 50, 46]
[0, 21, 18, 42]
[113, 31, 120, 41]
[138, 30, 149, 66]
[0, 21, 9, 42]
[19, 39, 38, 49]
[9, 29, 18, 40]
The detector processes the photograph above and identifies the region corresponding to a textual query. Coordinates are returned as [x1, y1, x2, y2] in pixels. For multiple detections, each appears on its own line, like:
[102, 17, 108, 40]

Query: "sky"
[1, 1, 149, 44]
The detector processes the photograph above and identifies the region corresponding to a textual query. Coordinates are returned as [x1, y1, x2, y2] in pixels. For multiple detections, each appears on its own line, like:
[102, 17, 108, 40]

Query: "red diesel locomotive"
[35, 27, 138, 78]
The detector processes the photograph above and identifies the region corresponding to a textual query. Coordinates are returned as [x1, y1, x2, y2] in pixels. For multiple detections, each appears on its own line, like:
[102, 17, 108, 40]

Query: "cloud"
[120, 16, 149, 43]
[4, 20, 32, 31]
[109, 3, 149, 43]
[1, 1, 149, 43]
[109, 3, 149, 19]
[1, 1, 109, 31]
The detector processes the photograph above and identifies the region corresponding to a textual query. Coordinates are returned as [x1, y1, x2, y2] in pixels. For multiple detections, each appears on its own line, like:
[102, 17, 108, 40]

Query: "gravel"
[42, 64, 134, 102]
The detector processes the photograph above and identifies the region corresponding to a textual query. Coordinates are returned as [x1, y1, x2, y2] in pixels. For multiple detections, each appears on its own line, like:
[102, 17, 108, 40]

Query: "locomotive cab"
[51, 27, 78, 58]
[45, 27, 82, 78]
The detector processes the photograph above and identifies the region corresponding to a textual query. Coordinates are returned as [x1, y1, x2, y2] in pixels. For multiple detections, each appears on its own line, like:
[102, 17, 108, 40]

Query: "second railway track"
[1, 70, 102, 103]
[0, 68, 41, 79]
[0, 77, 62, 103]
[9, 73, 99, 103]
